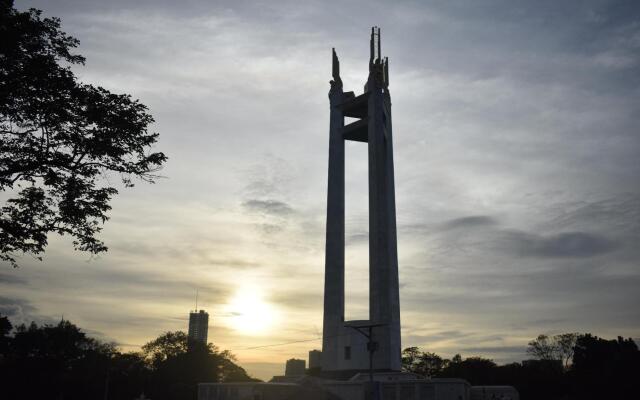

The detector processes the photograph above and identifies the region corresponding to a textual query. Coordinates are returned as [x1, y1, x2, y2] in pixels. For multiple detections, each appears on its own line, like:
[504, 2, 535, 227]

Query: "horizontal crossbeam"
[343, 118, 368, 142]
[338, 92, 369, 119]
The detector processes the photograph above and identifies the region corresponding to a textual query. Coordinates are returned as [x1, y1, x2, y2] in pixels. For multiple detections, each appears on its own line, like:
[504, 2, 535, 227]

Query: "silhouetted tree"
[401, 346, 421, 373]
[107, 351, 151, 400]
[1, 319, 115, 399]
[142, 330, 190, 366]
[420, 352, 448, 377]
[440, 356, 497, 384]
[555, 332, 578, 368]
[526, 334, 557, 360]
[493, 361, 566, 400]
[0, 314, 11, 355]
[569, 334, 639, 399]
[0, 0, 166, 267]
[396, 335, 638, 400]
[0, 320, 257, 400]
[401, 347, 448, 377]
[142, 331, 257, 400]
[527, 333, 578, 368]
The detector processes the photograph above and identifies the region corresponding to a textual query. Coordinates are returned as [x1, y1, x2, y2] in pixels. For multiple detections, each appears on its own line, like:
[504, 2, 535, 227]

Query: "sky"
[2, 0, 640, 381]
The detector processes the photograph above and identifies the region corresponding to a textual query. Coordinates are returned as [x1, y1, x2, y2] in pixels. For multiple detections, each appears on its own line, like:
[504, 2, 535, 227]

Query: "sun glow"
[225, 285, 279, 335]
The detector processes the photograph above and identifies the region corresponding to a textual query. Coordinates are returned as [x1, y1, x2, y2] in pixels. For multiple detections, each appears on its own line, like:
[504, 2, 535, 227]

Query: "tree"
[2, 319, 117, 399]
[141, 330, 255, 381]
[0, 313, 12, 355]
[142, 331, 190, 367]
[0, 319, 258, 400]
[418, 352, 448, 377]
[142, 331, 257, 400]
[401, 346, 421, 373]
[106, 351, 151, 400]
[527, 334, 557, 361]
[527, 333, 578, 369]
[0, 0, 166, 267]
[570, 334, 640, 399]
[555, 333, 578, 369]
[402, 347, 450, 377]
[440, 356, 497, 385]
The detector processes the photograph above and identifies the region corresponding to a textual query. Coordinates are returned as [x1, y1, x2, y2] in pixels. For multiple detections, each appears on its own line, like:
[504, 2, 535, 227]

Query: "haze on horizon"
[1, 0, 639, 381]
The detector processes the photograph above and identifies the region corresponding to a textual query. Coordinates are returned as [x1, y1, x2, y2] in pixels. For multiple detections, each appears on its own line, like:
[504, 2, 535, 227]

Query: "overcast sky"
[2, 0, 639, 381]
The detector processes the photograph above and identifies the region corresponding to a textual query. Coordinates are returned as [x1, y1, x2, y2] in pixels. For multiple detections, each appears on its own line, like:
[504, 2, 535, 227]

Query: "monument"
[198, 28, 518, 400]
[322, 26, 401, 375]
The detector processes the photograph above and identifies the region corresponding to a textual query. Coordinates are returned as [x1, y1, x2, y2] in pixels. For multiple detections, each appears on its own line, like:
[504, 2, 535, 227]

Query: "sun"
[225, 285, 279, 335]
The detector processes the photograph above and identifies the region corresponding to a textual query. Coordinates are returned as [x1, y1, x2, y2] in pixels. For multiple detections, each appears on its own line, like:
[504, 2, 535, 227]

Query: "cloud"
[505, 231, 619, 258]
[441, 216, 499, 231]
[0, 296, 37, 318]
[543, 195, 640, 235]
[270, 290, 323, 311]
[403, 330, 473, 345]
[404, 212, 620, 260]
[242, 199, 293, 216]
[0, 296, 56, 327]
[460, 346, 526, 355]
[0, 272, 27, 285]
[346, 232, 368, 245]
[205, 258, 261, 269]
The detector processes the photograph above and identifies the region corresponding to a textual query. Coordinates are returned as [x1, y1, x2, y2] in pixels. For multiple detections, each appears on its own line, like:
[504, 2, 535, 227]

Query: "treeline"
[402, 333, 639, 400]
[0, 315, 258, 400]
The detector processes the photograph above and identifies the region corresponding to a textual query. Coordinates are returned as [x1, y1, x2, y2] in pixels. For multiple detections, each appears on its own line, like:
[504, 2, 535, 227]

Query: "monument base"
[198, 373, 486, 400]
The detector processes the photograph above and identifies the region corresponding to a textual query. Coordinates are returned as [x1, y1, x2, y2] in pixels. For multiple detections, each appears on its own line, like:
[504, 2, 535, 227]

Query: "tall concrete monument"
[199, 28, 519, 400]
[322, 27, 401, 374]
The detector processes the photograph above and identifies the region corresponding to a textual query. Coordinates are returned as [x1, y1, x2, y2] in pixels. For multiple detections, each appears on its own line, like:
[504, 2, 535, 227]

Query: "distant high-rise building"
[284, 358, 306, 377]
[308, 350, 322, 369]
[188, 309, 209, 345]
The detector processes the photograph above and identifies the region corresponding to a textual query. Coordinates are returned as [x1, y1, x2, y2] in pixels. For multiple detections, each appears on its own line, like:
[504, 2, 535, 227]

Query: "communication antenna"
[369, 26, 375, 65]
[195, 289, 199, 312]
[377, 27, 381, 62]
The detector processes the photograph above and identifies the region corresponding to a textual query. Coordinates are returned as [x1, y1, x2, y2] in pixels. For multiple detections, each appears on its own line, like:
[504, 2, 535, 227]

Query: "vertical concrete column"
[368, 81, 401, 371]
[321, 84, 345, 371]
[383, 90, 402, 371]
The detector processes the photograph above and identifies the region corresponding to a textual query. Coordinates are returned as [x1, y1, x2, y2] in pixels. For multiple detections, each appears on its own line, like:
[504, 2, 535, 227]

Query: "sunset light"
[226, 285, 279, 335]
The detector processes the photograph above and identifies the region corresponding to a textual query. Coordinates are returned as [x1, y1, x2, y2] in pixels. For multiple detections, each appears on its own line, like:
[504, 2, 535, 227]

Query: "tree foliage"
[401, 334, 640, 400]
[527, 333, 578, 368]
[142, 330, 256, 390]
[570, 334, 639, 399]
[142, 330, 190, 366]
[440, 356, 498, 384]
[0, 0, 166, 266]
[0, 317, 256, 400]
[401, 346, 449, 377]
[0, 314, 11, 354]
[401, 346, 421, 373]
[1, 318, 117, 399]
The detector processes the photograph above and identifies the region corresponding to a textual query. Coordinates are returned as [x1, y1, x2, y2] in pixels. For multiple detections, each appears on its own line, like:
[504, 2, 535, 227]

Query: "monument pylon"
[322, 27, 401, 374]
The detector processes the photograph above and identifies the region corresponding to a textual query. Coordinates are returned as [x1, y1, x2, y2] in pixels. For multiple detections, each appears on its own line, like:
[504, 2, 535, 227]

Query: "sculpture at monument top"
[331, 48, 343, 90]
